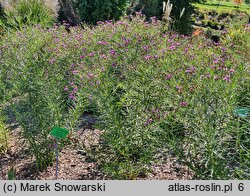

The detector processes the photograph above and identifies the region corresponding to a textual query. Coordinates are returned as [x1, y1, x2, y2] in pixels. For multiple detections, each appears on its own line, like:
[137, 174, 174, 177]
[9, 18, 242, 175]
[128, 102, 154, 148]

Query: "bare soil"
[0, 115, 193, 180]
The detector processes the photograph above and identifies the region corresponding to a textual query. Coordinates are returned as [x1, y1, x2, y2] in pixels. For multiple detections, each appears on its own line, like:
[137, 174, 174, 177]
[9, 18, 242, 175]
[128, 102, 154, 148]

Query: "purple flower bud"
[110, 50, 116, 55]
[64, 86, 68, 91]
[52, 142, 58, 149]
[229, 68, 235, 74]
[168, 45, 176, 50]
[176, 86, 183, 92]
[69, 94, 75, 100]
[147, 118, 153, 123]
[49, 58, 55, 65]
[213, 59, 219, 64]
[221, 47, 226, 52]
[144, 55, 152, 60]
[87, 73, 94, 79]
[165, 74, 172, 80]
[88, 52, 95, 57]
[124, 39, 130, 46]
[186, 66, 196, 74]
[180, 102, 188, 107]
[97, 41, 108, 45]
[112, 62, 117, 67]
[100, 54, 107, 59]
[154, 55, 159, 59]
[72, 70, 78, 75]
[223, 75, 231, 83]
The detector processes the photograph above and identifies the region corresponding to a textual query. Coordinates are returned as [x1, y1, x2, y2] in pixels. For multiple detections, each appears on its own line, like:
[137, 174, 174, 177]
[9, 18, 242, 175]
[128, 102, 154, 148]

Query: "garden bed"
[0, 10, 250, 179]
[1, 114, 192, 180]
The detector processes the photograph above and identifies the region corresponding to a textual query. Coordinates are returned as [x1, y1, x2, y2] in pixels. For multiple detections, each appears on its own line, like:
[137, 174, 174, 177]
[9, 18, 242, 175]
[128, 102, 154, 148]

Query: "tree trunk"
[58, 0, 79, 25]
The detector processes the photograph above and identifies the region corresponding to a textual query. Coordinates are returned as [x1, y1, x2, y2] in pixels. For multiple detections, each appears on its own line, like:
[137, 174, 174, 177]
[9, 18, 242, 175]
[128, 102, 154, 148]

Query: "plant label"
[50, 127, 69, 139]
[233, 107, 249, 118]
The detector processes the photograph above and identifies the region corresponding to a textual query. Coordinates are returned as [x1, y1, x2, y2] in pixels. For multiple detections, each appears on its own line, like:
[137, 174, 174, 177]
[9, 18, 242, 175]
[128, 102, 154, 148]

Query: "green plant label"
[233, 107, 249, 118]
[50, 127, 69, 139]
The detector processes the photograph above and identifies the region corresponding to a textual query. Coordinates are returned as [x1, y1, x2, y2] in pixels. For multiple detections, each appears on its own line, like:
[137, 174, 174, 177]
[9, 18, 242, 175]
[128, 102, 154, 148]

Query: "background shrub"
[169, 0, 199, 34]
[73, 0, 129, 24]
[133, 0, 199, 34]
[133, 0, 163, 18]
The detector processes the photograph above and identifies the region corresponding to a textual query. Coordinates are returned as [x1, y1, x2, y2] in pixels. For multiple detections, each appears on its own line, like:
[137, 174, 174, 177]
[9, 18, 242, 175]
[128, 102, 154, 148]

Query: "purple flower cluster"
[37, 15, 245, 125]
[97, 41, 108, 45]
[180, 102, 188, 107]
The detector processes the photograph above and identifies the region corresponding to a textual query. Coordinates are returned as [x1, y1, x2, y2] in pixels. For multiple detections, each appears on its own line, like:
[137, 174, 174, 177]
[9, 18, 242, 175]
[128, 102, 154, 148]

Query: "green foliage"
[0, 25, 69, 170]
[0, 114, 8, 155]
[7, 166, 16, 180]
[0, 0, 57, 30]
[134, 0, 163, 18]
[169, 0, 199, 34]
[73, 0, 129, 24]
[133, 0, 199, 34]
[0, 15, 249, 179]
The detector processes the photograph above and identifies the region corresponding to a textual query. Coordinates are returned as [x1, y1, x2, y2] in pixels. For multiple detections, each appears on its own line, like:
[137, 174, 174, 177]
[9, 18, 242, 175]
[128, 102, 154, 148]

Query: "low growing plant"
[0, 113, 8, 155]
[0, 16, 249, 179]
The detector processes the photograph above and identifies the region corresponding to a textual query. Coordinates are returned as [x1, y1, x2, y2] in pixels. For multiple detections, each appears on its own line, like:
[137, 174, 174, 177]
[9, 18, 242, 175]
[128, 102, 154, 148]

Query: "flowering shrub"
[0, 15, 249, 179]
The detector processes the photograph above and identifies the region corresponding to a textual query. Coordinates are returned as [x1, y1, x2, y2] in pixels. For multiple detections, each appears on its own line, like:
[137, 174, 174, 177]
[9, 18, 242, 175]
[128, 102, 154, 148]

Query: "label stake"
[49, 126, 69, 180]
[56, 139, 59, 180]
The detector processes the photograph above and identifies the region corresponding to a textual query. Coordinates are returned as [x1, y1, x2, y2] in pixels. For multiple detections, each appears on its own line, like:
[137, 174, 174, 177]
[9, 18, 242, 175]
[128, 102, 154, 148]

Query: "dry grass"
[1, 0, 59, 18]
